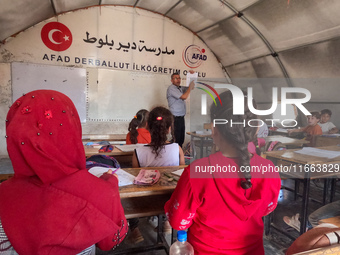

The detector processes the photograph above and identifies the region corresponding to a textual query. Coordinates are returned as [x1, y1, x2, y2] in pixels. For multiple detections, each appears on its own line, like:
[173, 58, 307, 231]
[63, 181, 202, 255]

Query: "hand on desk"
[107, 169, 119, 180]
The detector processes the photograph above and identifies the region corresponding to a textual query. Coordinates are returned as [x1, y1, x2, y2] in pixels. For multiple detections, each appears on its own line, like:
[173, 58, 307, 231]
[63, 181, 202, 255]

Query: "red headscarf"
[0, 90, 127, 254]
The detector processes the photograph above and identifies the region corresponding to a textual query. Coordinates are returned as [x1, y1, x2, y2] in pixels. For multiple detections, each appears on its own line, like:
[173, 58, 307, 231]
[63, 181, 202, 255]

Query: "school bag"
[265, 141, 286, 151]
[86, 154, 120, 169]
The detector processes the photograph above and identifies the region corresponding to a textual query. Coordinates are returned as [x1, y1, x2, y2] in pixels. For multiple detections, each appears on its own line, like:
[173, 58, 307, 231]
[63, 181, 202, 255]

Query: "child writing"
[164, 90, 281, 255]
[132, 106, 185, 167]
[288, 111, 322, 146]
[318, 109, 339, 134]
[126, 109, 151, 144]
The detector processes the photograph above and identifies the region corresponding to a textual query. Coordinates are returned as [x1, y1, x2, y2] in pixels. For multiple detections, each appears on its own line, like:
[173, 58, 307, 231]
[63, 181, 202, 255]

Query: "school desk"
[264, 135, 310, 148]
[315, 135, 340, 147]
[186, 131, 214, 159]
[265, 146, 340, 236]
[82, 134, 127, 143]
[116, 165, 185, 254]
[84, 145, 133, 164]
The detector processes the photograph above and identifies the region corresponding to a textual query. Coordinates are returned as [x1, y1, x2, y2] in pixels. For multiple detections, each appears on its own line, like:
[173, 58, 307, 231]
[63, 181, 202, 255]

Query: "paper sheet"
[186, 72, 197, 87]
[275, 128, 288, 133]
[172, 168, 184, 176]
[88, 167, 135, 186]
[294, 147, 340, 159]
[115, 144, 147, 152]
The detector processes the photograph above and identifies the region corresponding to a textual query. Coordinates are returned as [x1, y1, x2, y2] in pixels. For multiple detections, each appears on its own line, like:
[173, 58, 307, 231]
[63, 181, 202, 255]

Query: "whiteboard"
[11, 62, 87, 122]
[87, 69, 171, 121]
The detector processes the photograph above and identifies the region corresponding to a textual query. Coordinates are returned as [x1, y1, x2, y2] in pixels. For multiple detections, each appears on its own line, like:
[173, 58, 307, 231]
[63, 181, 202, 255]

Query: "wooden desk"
[117, 166, 184, 254]
[264, 135, 309, 147]
[186, 131, 213, 159]
[265, 146, 340, 235]
[84, 146, 133, 164]
[315, 135, 340, 147]
[82, 134, 127, 142]
[119, 166, 182, 199]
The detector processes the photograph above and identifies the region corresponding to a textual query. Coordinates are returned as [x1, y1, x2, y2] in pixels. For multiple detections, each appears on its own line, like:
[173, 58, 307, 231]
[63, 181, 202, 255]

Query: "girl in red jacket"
[165, 90, 281, 254]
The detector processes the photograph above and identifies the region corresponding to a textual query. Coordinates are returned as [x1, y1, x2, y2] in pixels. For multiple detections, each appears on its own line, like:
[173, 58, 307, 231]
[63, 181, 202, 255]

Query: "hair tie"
[134, 115, 137, 119]
[156, 116, 162, 120]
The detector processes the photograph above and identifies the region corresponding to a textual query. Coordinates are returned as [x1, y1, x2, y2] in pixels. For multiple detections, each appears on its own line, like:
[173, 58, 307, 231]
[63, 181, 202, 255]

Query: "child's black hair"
[210, 90, 258, 190]
[128, 109, 149, 144]
[321, 109, 332, 116]
[148, 106, 174, 157]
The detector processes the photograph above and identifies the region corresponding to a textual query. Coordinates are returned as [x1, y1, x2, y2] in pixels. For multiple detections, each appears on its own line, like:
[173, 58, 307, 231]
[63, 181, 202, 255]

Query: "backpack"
[86, 154, 120, 170]
[265, 141, 286, 151]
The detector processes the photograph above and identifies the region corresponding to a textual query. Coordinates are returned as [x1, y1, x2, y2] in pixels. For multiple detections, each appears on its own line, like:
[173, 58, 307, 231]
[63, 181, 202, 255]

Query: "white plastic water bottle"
[169, 230, 194, 255]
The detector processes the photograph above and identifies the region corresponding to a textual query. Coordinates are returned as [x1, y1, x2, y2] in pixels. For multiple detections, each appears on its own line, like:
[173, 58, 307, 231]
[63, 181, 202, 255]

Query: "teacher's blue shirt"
[166, 84, 188, 117]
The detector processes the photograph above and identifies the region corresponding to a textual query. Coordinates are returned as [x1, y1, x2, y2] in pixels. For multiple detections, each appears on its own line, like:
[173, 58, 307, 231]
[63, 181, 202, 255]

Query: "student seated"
[132, 106, 185, 168]
[126, 109, 151, 144]
[0, 90, 127, 255]
[318, 109, 339, 134]
[288, 111, 322, 146]
[128, 106, 185, 244]
[164, 90, 281, 255]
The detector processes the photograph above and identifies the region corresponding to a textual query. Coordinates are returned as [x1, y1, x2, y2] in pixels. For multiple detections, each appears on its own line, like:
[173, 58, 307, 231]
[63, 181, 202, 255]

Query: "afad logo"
[182, 45, 208, 68]
[41, 22, 72, 51]
[196, 82, 222, 115]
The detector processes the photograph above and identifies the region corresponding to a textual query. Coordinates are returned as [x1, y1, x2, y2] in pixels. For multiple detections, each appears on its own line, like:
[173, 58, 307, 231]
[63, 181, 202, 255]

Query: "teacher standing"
[166, 72, 195, 148]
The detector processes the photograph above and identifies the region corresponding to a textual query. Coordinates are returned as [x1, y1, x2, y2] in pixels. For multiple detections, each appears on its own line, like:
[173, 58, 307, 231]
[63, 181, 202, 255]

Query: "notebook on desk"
[88, 167, 135, 186]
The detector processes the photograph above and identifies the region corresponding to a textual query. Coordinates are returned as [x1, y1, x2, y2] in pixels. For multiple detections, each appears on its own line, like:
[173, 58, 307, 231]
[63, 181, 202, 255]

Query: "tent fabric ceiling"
[1, 0, 340, 80]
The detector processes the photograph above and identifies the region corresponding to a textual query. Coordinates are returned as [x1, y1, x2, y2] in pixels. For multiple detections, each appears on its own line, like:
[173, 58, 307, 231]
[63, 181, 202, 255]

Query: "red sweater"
[126, 128, 151, 144]
[165, 152, 281, 255]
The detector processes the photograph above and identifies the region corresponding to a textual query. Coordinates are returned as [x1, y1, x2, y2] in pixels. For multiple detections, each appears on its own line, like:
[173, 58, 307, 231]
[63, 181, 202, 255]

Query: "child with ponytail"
[128, 107, 184, 243]
[164, 90, 281, 254]
[132, 106, 185, 167]
[126, 109, 151, 144]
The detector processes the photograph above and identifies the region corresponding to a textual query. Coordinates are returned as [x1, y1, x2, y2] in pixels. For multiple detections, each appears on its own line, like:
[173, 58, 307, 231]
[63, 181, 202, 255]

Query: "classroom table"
[186, 131, 213, 159]
[265, 146, 340, 236]
[264, 135, 310, 148]
[84, 145, 133, 165]
[116, 165, 185, 254]
[315, 135, 340, 147]
[82, 134, 127, 143]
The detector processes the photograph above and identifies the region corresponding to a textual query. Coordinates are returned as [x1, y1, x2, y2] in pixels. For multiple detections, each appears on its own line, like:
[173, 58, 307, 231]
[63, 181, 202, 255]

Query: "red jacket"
[165, 152, 281, 254]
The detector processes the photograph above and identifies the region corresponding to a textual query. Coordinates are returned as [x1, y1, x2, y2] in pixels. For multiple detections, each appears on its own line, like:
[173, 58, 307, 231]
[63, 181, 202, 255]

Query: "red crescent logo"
[41, 22, 72, 51]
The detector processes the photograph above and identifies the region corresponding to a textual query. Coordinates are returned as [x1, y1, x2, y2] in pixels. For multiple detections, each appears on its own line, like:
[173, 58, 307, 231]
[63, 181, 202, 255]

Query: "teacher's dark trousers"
[174, 116, 185, 148]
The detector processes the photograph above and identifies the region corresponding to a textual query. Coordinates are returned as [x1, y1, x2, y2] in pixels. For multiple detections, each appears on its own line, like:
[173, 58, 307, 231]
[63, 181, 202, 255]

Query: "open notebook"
[88, 167, 135, 186]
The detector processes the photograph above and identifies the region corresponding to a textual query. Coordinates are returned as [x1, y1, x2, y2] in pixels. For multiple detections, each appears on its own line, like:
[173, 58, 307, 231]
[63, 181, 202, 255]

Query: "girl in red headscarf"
[0, 90, 127, 255]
